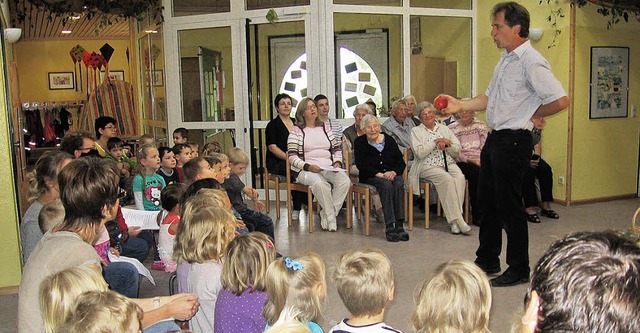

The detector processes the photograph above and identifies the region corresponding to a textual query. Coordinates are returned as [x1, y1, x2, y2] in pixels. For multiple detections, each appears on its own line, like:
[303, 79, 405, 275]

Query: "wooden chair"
[344, 150, 373, 236]
[420, 179, 470, 229]
[263, 161, 285, 219]
[285, 157, 315, 232]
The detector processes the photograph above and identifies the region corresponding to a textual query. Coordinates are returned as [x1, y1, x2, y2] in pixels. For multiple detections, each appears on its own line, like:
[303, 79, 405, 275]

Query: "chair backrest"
[343, 150, 358, 182]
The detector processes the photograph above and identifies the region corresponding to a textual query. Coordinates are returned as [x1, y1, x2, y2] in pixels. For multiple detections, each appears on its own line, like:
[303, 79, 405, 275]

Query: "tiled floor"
[2, 198, 638, 332]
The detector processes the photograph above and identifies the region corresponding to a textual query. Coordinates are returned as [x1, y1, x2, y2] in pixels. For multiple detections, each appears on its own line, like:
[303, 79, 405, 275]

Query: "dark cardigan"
[354, 132, 406, 183]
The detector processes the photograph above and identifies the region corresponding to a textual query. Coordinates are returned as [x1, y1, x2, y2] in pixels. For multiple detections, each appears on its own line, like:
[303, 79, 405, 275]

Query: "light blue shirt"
[485, 40, 566, 131]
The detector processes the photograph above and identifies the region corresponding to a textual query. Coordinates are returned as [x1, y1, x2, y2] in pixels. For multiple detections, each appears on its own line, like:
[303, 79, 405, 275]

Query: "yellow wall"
[0, 41, 22, 288]
[14, 39, 131, 103]
[477, 0, 571, 201]
[571, 4, 640, 201]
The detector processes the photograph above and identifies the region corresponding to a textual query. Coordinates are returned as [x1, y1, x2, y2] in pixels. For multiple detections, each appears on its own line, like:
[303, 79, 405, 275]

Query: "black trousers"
[457, 161, 481, 221]
[523, 158, 553, 207]
[367, 175, 405, 226]
[475, 129, 532, 275]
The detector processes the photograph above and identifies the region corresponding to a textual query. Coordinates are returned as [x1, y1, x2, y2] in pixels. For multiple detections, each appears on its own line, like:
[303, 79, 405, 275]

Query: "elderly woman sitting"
[354, 114, 408, 242]
[288, 97, 351, 231]
[409, 102, 471, 235]
[342, 103, 385, 223]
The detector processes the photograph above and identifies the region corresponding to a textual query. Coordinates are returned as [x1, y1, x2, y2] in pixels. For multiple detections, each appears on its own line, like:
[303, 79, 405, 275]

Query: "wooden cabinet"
[410, 54, 457, 103]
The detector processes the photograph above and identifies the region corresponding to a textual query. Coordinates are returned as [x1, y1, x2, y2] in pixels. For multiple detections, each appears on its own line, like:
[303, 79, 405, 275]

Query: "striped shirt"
[329, 319, 402, 333]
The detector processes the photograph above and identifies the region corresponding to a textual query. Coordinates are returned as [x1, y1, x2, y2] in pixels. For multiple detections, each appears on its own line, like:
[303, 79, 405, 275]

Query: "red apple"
[434, 95, 448, 110]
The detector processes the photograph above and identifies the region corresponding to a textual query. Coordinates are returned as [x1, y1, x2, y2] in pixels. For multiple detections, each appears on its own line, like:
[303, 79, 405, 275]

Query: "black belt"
[491, 128, 530, 136]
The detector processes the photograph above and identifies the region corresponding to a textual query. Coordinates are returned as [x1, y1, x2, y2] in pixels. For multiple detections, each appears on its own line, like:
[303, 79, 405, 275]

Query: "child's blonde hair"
[332, 248, 394, 318]
[58, 290, 142, 333]
[264, 307, 312, 333]
[173, 203, 236, 264]
[38, 199, 65, 233]
[221, 232, 276, 295]
[211, 152, 229, 163]
[135, 143, 159, 183]
[411, 259, 492, 333]
[263, 251, 326, 325]
[39, 266, 108, 333]
[227, 147, 249, 165]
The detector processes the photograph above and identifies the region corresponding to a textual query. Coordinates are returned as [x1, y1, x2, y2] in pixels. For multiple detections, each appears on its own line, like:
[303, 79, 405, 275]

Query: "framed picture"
[48, 72, 74, 90]
[589, 46, 629, 119]
[152, 70, 164, 87]
[100, 70, 125, 82]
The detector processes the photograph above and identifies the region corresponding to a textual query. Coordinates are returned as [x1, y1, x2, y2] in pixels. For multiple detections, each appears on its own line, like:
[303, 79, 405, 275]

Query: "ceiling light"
[145, 30, 158, 33]
[61, 30, 72, 34]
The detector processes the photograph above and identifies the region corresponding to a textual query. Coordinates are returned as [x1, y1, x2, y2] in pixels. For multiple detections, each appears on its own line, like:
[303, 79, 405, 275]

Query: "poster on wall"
[589, 46, 629, 119]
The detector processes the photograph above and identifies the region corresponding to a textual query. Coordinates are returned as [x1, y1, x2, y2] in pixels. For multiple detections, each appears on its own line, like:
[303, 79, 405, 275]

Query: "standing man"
[314, 94, 344, 145]
[441, 2, 568, 287]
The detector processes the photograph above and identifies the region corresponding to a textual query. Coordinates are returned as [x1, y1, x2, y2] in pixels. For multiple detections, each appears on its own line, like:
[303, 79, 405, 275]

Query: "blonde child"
[140, 133, 155, 147]
[39, 266, 109, 333]
[263, 251, 327, 333]
[410, 259, 492, 333]
[329, 248, 399, 333]
[209, 152, 231, 183]
[133, 144, 166, 211]
[158, 183, 186, 273]
[188, 142, 200, 158]
[173, 200, 237, 333]
[157, 146, 180, 185]
[264, 307, 312, 333]
[215, 232, 277, 333]
[172, 143, 193, 183]
[224, 147, 274, 239]
[133, 144, 166, 269]
[57, 290, 143, 333]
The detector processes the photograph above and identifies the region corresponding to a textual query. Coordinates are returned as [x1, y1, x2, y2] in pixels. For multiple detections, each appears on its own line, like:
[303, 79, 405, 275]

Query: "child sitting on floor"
[329, 248, 400, 333]
[223, 148, 275, 240]
[158, 183, 186, 273]
[107, 137, 136, 179]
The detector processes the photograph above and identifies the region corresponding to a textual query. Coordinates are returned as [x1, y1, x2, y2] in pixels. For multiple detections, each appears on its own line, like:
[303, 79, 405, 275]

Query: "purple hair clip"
[284, 257, 303, 271]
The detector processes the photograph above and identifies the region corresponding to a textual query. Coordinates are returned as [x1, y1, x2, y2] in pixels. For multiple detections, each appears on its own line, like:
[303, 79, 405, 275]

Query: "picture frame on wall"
[99, 70, 125, 82]
[48, 72, 74, 90]
[152, 70, 164, 87]
[589, 46, 629, 119]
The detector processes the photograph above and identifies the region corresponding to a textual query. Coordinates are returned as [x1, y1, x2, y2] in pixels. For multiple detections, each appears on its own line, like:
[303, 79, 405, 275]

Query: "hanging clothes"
[25, 108, 44, 147]
[43, 110, 56, 144]
[55, 107, 72, 138]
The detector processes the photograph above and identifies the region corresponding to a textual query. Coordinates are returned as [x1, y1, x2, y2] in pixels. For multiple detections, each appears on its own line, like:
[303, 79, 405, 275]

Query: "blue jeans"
[121, 234, 150, 262]
[103, 261, 139, 298]
[143, 320, 181, 333]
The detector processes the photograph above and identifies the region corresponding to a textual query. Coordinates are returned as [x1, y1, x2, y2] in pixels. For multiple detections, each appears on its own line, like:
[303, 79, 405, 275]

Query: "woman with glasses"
[354, 114, 409, 242]
[287, 97, 350, 232]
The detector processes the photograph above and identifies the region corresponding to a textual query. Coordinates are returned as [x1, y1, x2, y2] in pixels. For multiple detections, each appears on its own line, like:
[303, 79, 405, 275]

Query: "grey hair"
[353, 103, 374, 118]
[360, 114, 379, 131]
[416, 101, 434, 117]
[391, 99, 407, 111]
[403, 95, 417, 104]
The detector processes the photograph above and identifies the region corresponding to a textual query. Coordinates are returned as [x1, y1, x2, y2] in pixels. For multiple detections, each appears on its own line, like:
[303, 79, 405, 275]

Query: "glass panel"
[334, 0, 401, 6]
[139, 37, 153, 121]
[151, 27, 166, 122]
[178, 27, 234, 122]
[334, 13, 402, 117]
[155, 127, 169, 147]
[246, 0, 309, 10]
[410, 0, 471, 9]
[409, 16, 472, 103]
[172, 0, 230, 17]
[179, 129, 236, 156]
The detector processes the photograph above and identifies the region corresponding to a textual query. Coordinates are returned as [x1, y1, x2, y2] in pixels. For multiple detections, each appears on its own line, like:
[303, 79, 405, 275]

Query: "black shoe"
[395, 223, 409, 241]
[474, 260, 501, 275]
[385, 226, 399, 242]
[490, 270, 529, 287]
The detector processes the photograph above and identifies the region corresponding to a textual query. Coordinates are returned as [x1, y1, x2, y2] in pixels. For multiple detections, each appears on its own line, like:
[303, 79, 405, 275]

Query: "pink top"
[303, 127, 332, 167]
[448, 119, 488, 163]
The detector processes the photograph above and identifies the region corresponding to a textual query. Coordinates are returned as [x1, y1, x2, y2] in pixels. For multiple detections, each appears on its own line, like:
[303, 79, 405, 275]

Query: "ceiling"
[9, 1, 130, 40]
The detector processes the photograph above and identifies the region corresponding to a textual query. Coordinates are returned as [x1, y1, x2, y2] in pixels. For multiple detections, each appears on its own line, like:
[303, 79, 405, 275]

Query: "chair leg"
[307, 191, 314, 233]
[275, 178, 280, 219]
[265, 174, 270, 214]
[364, 190, 370, 236]
[408, 185, 414, 231]
[346, 188, 353, 229]
[464, 181, 470, 223]
[424, 183, 430, 229]
[287, 187, 293, 227]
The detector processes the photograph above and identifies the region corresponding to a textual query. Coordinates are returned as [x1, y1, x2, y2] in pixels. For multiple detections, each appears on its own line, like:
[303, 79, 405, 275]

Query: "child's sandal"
[541, 209, 559, 219]
[526, 213, 541, 224]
